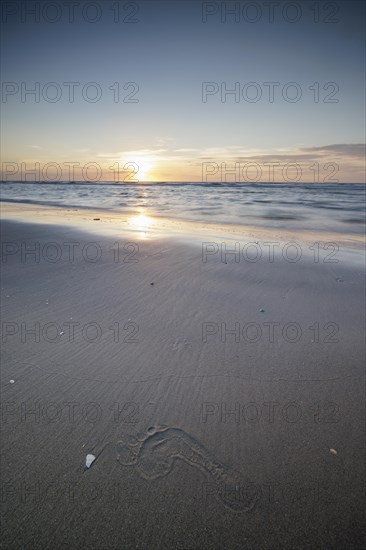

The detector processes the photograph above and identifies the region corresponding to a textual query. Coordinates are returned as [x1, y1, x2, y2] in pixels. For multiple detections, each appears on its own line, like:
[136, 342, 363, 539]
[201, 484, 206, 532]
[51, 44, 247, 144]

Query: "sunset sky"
[1, 0, 365, 182]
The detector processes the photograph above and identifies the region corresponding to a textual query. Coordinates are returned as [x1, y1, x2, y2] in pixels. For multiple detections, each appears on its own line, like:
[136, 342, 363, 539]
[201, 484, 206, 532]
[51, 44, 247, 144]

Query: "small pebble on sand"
[330, 448, 338, 455]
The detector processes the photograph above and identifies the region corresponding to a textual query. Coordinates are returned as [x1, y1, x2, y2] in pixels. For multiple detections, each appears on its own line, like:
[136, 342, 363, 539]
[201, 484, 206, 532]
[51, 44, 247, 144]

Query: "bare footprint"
[116, 425, 257, 512]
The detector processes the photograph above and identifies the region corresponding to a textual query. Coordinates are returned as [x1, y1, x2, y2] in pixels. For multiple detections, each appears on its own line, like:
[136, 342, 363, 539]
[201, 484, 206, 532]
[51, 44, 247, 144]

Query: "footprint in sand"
[116, 425, 257, 512]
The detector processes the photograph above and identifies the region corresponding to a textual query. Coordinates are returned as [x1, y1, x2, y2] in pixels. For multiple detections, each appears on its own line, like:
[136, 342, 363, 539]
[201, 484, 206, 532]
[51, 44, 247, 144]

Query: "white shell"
[85, 454, 96, 468]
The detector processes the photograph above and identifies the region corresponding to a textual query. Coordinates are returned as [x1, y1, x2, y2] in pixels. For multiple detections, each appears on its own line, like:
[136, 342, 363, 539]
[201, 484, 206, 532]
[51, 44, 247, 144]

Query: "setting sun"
[117, 156, 155, 182]
[134, 157, 154, 181]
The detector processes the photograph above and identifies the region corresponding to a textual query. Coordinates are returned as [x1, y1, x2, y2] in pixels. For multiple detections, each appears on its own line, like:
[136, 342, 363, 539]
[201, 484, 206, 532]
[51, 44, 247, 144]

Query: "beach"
[2, 0, 365, 544]
[1, 204, 365, 549]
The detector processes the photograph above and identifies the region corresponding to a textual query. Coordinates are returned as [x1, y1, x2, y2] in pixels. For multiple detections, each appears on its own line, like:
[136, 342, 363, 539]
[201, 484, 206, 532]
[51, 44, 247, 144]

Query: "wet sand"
[1, 212, 365, 549]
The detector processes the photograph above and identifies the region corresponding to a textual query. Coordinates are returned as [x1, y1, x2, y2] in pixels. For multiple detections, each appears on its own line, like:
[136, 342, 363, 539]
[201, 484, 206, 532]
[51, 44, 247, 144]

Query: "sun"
[135, 157, 153, 181]
[117, 154, 155, 182]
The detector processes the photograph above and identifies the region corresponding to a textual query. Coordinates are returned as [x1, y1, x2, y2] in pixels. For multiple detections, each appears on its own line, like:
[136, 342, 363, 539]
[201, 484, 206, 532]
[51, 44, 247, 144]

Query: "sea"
[1, 181, 365, 234]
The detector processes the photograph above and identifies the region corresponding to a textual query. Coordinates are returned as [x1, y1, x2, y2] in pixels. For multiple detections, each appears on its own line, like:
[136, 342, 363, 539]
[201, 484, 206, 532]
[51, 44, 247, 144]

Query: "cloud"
[154, 137, 176, 147]
[188, 144, 365, 170]
[299, 144, 365, 158]
[97, 149, 167, 159]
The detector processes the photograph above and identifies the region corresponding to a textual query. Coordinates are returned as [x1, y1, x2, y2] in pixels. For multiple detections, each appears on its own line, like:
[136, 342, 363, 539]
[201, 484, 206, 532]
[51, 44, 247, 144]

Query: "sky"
[1, 0, 365, 182]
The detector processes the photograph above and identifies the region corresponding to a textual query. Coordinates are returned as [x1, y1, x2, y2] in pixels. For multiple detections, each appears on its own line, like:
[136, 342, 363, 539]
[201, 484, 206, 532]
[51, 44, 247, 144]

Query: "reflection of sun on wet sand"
[1, 202, 364, 251]
[128, 213, 155, 239]
[117, 425, 257, 512]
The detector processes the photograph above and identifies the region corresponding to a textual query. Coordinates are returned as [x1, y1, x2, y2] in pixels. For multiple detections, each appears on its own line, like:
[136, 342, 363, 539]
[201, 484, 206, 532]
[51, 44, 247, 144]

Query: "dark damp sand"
[1, 218, 365, 549]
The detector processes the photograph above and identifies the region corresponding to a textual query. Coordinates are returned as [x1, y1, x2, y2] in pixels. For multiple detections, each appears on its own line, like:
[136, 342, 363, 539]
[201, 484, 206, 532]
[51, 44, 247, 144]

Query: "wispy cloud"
[154, 137, 176, 147]
[299, 144, 365, 159]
